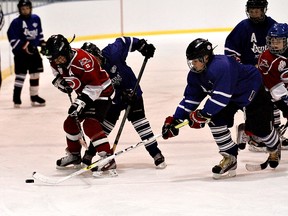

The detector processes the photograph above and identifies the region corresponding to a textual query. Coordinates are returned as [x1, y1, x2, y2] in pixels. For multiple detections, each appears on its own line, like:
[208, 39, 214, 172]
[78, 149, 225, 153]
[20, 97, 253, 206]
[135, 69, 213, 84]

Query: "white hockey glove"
[52, 74, 73, 94]
[68, 98, 86, 117]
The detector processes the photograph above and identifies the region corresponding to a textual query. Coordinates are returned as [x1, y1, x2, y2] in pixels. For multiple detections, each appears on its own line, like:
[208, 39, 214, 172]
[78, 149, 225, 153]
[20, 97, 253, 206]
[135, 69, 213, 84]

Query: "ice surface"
[1, 33, 288, 216]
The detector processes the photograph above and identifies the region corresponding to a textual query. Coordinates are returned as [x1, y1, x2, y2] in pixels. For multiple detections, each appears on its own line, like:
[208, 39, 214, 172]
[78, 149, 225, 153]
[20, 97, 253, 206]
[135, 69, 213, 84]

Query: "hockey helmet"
[81, 42, 106, 65]
[186, 38, 213, 60]
[17, 0, 32, 10]
[45, 34, 72, 63]
[246, 0, 268, 23]
[266, 23, 288, 54]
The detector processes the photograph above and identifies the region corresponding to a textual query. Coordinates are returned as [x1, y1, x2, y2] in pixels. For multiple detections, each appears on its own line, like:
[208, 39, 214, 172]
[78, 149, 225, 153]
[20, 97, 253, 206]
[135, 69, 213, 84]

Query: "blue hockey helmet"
[266, 23, 288, 54]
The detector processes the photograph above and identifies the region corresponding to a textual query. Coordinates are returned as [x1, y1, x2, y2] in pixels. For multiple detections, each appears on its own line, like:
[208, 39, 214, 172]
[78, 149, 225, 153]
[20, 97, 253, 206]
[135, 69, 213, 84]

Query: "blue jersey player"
[81, 37, 166, 169]
[224, 0, 287, 152]
[162, 38, 280, 179]
[7, 0, 46, 108]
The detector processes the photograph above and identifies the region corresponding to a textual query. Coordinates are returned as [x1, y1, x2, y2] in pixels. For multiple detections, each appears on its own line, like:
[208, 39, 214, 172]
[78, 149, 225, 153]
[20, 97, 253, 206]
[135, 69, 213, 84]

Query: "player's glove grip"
[52, 74, 73, 94]
[162, 116, 181, 139]
[68, 98, 86, 117]
[137, 39, 155, 58]
[189, 110, 210, 129]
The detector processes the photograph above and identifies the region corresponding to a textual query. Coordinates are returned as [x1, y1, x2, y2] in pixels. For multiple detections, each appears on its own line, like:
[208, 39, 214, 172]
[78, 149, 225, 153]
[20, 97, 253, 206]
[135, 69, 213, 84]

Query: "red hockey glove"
[162, 116, 181, 139]
[189, 110, 210, 129]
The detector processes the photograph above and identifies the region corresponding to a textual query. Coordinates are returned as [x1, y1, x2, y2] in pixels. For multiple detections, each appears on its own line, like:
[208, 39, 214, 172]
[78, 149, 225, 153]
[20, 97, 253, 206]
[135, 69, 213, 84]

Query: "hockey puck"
[25, 179, 34, 183]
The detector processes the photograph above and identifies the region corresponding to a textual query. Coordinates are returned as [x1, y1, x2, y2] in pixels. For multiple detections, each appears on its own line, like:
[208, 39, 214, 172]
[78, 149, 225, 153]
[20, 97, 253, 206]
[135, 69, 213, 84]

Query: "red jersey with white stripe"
[258, 50, 288, 101]
[50, 48, 114, 101]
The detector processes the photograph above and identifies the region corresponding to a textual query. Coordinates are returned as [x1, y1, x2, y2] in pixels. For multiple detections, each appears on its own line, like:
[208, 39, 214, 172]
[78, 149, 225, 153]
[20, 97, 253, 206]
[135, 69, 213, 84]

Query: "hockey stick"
[68, 93, 88, 149]
[112, 56, 149, 153]
[245, 121, 288, 171]
[32, 119, 189, 185]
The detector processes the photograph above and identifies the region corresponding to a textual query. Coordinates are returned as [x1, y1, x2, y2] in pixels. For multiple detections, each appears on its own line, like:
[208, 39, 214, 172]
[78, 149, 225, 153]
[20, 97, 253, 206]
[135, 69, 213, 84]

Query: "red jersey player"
[45, 34, 117, 177]
[258, 23, 288, 149]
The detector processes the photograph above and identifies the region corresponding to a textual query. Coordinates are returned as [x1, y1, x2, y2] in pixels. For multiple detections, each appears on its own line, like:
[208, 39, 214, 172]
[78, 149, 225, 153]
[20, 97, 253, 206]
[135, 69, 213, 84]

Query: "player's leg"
[245, 87, 281, 168]
[209, 103, 239, 179]
[13, 55, 27, 108]
[128, 97, 166, 169]
[57, 116, 82, 169]
[29, 52, 45, 106]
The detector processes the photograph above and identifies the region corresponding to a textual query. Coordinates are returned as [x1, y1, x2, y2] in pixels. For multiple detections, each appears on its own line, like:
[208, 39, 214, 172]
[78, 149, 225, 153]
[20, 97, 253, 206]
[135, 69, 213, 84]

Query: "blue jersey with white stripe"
[7, 14, 45, 55]
[224, 17, 276, 65]
[174, 55, 262, 120]
[101, 37, 143, 104]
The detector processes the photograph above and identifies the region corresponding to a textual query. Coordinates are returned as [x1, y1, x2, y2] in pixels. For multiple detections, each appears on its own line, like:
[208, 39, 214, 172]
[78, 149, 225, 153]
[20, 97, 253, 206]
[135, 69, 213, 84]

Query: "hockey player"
[162, 38, 281, 179]
[224, 0, 287, 151]
[45, 34, 117, 177]
[7, 0, 46, 108]
[81, 37, 166, 169]
[257, 23, 288, 150]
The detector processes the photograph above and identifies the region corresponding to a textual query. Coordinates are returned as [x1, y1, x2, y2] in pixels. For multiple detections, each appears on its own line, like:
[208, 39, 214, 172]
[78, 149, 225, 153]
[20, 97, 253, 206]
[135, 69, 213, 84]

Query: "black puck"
[25, 179, 34, 183]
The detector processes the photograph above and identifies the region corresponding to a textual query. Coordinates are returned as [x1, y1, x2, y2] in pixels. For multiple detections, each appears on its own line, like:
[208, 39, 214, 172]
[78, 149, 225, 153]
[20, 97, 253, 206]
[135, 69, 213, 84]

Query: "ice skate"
[31, 95, 46, 107]
[56, 150, 82, 169]
[92, 151, 118, 178]
[267, 146, 281, 168]
[281, 137, 288, 150]
[236, 123, 248, 150]
[153, 153, 167, 169]
[247, 136, 267, 152]
[212, 152, 237, 179]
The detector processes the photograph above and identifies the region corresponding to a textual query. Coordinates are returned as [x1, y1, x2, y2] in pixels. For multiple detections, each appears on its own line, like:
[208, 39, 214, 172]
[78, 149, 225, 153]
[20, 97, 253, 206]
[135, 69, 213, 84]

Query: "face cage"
[266, 36, 288, 55]
[187, 58, 206, 73]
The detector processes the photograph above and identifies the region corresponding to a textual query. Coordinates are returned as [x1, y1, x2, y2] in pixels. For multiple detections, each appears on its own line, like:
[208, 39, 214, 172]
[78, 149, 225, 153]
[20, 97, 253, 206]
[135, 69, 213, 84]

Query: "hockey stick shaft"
[112, 56, 149, 153]
[32, 119, 189, 184]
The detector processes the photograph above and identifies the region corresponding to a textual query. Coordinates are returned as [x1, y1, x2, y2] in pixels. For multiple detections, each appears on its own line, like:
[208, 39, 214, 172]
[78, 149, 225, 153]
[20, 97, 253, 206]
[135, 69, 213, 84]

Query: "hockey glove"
[68, 97, 86, 117]
[189, 110, 210, 129]
[22, 41, 37, 55]
[162, 116, 181, 139]
[40, 42, 47, 55]
[52, 74, 73, 94]
[121, 89, 137, 105]
[137, 39, 155, 58]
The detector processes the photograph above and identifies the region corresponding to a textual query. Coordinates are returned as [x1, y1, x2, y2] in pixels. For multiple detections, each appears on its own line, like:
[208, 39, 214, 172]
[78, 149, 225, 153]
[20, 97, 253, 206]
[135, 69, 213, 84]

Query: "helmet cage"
[45, 34, 72, 64]
[266, 23, 288, 55]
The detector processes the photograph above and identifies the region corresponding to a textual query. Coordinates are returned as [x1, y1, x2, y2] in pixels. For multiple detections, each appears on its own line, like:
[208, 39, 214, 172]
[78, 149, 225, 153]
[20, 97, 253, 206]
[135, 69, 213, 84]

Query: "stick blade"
[245, 159, 269, 171]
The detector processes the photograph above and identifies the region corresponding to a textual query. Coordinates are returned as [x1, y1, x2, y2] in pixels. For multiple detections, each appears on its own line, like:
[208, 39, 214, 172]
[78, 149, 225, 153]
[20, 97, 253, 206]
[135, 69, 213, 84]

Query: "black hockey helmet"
[81, 42, 106, 65]
[45, 34, 72, 63]
[246, 0, 268, 23]
[266, 23, 288, 54]
[246, 0, 268, 9]
[17, 0, 32, 10]
[186, 38, 213, 60]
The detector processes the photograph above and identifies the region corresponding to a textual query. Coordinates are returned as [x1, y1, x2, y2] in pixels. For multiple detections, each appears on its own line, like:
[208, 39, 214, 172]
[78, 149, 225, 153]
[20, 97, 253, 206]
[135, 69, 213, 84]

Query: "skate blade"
[56, 164, 83, 170]
[156, 161, 167, 169]
[248, 145, 267, 152]
[213, 170, 236, 180]
[281, 145, 288, 150]
[14, 104, 21, 108]
[31, 102, 46, 107]
[92, 169, 118, 178]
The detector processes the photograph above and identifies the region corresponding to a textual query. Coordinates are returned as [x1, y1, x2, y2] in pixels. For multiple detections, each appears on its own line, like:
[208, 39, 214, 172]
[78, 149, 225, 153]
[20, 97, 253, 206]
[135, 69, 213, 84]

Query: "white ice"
[1, 32, 288, 216]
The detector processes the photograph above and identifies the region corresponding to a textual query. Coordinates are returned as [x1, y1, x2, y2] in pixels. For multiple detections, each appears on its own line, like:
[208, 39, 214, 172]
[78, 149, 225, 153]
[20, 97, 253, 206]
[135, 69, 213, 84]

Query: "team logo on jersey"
[258, 59, 269, 70]
[79, 58, 92, 70]
[110, 65, 117, 74]
[64, 76, 81, 91]
[32, 22, 38, 28]
[278, 60, 287, 72]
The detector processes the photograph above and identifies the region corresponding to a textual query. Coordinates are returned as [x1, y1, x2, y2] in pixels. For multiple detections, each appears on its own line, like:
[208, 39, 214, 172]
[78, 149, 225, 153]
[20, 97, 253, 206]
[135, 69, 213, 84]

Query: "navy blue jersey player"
[224, 0, 276, 66]
[7, 0, 46, 108]
[81, 37, 166, 169]
[162, 38, 280, 179]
